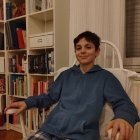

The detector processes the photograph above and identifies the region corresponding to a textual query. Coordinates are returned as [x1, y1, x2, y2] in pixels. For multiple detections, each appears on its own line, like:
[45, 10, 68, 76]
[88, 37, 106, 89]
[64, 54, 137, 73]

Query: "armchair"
[6, 40, 140, 140]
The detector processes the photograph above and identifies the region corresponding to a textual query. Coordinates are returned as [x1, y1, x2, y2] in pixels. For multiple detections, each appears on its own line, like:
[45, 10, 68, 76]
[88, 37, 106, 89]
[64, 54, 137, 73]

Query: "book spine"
[0, 6, 3, 20]
[16, 28, 25, 49]
[0, 77, 5, 94]
[0, 32, 4, 50]
[6, 2, 12, 20]
[0, 57, 5, 73]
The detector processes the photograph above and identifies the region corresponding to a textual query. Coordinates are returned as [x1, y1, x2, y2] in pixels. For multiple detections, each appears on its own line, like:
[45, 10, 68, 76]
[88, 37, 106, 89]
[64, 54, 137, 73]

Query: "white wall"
[69, 0, 125, 65]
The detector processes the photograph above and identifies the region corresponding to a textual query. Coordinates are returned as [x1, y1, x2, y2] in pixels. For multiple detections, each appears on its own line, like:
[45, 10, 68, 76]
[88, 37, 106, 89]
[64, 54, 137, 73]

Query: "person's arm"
[103, 73, 139, 140]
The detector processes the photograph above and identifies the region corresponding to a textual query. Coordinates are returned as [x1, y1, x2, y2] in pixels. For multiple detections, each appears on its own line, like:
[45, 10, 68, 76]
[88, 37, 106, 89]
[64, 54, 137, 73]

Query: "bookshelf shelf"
[1, 0, 70, 133]
[28, 13, 53, 25]
[8, 72, 27, 75]
[0, 50, 5, 53]
[28, 8, 53, 17]
[7, 49, 27, 52]
[29, 73, 54, 77]
[0, 93, 6, 95]
[0, 20, 4, 23]
[0, 72, 5, 74]
[29, 46, 54, 50]
[6, 15, 26, 22]
[11, 95, 28, 99]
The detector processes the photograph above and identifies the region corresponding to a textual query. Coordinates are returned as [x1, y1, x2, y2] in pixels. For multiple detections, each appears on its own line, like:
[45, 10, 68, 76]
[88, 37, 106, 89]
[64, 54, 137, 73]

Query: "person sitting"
[5, 31, 139, 140]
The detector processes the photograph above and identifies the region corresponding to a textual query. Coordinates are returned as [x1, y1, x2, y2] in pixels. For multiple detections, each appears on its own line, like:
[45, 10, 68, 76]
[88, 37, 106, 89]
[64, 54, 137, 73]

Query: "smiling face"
[75, 37, 100, 67]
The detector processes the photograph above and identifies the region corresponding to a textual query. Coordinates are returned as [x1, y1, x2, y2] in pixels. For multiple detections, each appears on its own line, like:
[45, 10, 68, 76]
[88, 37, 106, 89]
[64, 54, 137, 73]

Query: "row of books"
[6, 20, 26, 50]
[8, 75, 27, 97]
[29, 0, 53, 13]
[8, 51, 54, 74]
[32, 79, 49, 96]
[9, 111, 28, 126]
[9, 53, 27, 73]
[6, 1, 26, 20]
[28, 51, 54, 74]
[29, 108, 51, 129]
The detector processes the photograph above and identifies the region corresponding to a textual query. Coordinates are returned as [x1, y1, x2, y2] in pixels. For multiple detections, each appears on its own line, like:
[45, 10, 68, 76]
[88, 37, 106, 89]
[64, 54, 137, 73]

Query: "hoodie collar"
[71, 64, 103, 73]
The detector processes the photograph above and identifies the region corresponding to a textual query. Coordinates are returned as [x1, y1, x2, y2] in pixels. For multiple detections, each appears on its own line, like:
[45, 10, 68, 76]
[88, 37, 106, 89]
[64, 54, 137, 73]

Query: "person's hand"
[4, 101, 27, 115]
[105, 118, 133, 140]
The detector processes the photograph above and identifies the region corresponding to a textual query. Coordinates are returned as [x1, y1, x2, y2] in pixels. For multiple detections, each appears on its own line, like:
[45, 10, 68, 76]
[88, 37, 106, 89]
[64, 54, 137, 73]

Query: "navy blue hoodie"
[25, 65, 139, 140]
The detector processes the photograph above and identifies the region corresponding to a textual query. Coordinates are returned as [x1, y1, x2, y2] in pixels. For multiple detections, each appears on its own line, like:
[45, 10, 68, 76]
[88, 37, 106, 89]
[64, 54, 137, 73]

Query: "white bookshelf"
[0, 0, 6, 129]
[1, 0, 70, 133]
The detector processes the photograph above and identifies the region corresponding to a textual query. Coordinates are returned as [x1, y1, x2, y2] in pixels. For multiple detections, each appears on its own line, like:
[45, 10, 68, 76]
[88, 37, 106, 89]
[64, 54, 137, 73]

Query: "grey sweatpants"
[26, 130, 71, 140]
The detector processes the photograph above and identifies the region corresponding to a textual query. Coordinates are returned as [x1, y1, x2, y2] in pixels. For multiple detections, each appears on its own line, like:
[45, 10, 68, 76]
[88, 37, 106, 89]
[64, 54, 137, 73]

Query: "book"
[45, 52, 49, 74]
[0, 32, 4, 50]
[0, 94, 6, 126]
[5, 22, 14, 49]
[9, 21, 20, 49]
[8, 20, 26, 49]
[24, 75, 27, 96]
[0, 78, 5, 94]
[48, 51, 54, 73]
[22, 53, 27, 73]
[29, 0, 35, 13]
[6, 1, 12, 19]
[47, 0, 53, 9]
[9, 75, 17, 95]
[28, 55, 34, 73]
[21, 2, 26, 15]
[0, 113, 5, 126]
[13, 114, 19, 124]
[16, 28, 26, 49]
[42, 0, 47, 10]
[35, 0, 42, 11]
[12, 2, 18, 18]
[0, 57, 4, 73]
[12, 1, 24, 18]
[43, 80, 48, 94]
[38, 81, 43, 95]
[0, 6, 3, 20]
[32, 79, 38, 96]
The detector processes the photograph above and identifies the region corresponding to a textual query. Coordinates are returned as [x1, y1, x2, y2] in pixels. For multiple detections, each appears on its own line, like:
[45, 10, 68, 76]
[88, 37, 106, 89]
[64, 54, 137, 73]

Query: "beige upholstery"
[99, 68, 140, 140]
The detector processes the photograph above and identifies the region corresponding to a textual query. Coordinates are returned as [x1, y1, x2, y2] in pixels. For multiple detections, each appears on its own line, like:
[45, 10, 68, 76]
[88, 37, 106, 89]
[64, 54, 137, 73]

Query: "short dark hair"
[73, 31, 101, 50]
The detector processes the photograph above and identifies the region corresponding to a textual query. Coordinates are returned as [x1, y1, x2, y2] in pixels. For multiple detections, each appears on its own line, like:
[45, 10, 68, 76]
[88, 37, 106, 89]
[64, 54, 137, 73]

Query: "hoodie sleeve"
[104, 73, 140, 127]
[24, 72, 64, 109]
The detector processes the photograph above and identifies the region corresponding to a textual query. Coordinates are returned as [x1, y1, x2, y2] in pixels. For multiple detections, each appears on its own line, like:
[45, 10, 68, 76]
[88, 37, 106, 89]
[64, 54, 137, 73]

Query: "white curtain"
[69, 0, 125, 65]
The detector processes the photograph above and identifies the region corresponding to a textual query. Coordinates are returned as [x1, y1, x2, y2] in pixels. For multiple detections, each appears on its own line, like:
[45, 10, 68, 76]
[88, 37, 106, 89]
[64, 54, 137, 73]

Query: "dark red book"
[16, 28, 25, 49]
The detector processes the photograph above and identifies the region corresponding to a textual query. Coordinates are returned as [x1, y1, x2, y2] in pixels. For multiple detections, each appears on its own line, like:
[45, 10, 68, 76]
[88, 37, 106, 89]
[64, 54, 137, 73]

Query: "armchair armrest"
[6, 108, 19, 114]
[6, 108, 27, 138]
